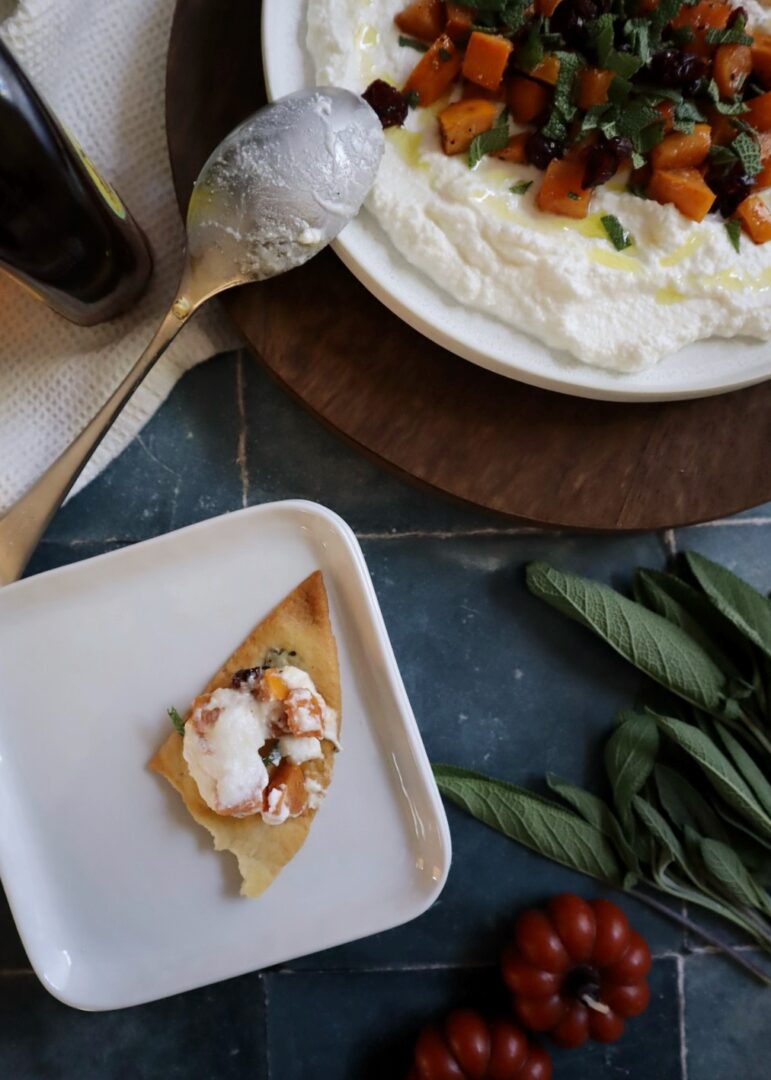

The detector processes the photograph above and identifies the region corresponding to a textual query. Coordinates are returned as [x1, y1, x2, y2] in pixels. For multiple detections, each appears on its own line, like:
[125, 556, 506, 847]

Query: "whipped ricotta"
[182, 666, 337, 822]
[307, 0, 771, 370]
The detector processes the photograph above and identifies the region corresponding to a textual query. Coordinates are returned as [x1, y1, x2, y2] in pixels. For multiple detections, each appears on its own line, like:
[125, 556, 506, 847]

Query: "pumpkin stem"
[581, 994, 611, 1015]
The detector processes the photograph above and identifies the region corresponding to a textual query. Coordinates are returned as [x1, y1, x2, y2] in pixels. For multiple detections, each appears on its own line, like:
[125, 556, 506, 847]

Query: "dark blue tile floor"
[3, 350, 770, 1078]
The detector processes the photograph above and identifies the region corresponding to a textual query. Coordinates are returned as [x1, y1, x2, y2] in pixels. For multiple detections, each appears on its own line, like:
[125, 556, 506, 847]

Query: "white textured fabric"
[0, 0, 240, 512]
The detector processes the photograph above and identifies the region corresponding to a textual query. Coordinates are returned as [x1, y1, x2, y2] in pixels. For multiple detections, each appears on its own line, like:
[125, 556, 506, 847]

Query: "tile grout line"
[676, 953, 689, 1080]
[39, 517, 771, 550]
[235, 352, 250, 510]
[268, 941, 765, 977]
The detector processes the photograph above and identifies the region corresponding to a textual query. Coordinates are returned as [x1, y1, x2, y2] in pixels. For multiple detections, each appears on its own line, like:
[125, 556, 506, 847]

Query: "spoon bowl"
[184, 86, 383, 298]
[0, 87, 384, 585]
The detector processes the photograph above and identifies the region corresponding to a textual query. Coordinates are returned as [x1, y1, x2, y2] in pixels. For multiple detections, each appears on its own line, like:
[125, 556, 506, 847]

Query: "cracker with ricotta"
[150, 571, 341, 897]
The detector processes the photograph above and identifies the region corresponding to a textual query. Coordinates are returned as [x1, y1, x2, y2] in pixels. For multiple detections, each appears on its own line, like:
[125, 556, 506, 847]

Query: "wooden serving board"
[165, 0, 771, 530]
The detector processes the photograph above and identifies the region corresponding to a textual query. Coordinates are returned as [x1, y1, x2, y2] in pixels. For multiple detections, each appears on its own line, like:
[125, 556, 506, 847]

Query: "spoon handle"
[0, 298, 194, 586]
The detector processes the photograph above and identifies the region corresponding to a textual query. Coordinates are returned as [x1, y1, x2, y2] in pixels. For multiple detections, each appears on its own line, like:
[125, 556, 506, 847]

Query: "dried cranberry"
[583, 136, 633, 189]
[705, 165, 752, 216]
[362, 79, 408, 128]
[645, 50, 709, 92]
[551, 0, 597, 51]
[526, 131, 565, 169]
[231, 667, 264, 689]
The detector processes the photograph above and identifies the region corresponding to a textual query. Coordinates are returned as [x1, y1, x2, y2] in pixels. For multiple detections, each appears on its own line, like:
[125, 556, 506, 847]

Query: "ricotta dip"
[307, 0, 771, 371]
[182, 665, 338, 824]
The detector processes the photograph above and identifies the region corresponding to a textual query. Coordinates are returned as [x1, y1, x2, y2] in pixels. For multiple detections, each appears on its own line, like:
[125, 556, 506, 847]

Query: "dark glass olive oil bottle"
[0, 38, 152, 325]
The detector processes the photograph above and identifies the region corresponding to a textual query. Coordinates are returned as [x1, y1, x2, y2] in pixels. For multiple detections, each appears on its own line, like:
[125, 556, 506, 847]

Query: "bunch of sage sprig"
[434, 552, 771, 984]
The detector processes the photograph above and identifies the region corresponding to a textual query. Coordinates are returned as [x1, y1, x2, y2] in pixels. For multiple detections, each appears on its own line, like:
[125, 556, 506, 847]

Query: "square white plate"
[0, 501, 451, 1010]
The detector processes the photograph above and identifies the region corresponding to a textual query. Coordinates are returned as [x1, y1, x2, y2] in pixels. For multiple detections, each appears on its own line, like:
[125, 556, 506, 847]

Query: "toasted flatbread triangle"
[150, 571, 340, 898]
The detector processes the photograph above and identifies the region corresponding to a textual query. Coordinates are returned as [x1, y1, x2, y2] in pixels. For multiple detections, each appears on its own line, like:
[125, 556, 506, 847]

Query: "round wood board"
[166, 0, 771, 530]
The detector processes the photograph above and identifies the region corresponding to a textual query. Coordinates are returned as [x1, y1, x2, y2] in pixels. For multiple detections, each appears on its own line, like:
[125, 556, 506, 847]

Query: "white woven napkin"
[0, 0, 240, 513]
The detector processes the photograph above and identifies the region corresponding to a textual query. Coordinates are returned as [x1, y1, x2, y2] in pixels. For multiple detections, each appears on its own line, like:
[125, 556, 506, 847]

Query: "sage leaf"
[526, 562, 728, 715]
[654, 763, 731, 843]
[633, 794, 689, 870]
[714, 722, 771, 819]
[633, 568, 740, 677]
[700, 837, 771, 914]
[683, 823, 706, 865]
[168, 706, 185, 737]
[652, 853, 771, 948]
[605, 712, 659, 831]
[716, 804, 771, 852]
[656, 716, 771, 841]
[685, 551, 771, 662]
[433, 764, 623, 884]
[546, 773, 640, 872]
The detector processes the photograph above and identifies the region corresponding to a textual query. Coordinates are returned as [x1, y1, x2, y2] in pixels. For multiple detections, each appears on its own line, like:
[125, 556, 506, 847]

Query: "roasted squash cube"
[438, 98, 498, 155]
[746, 90, 771, 132]
[462, 32, 514, 91]
[735, 193, 771, 242]
[507, 75, 551, 123]
[536, 157, 592, 218]
[646, 168, 716, 222]
[576, 68, 614, 110]
[650, 125, 711, 171]
[394, 0, 445, 43]
[494, 132, 530, 163]
[445, 3, 475, 41]
[403, 33, 463, 106]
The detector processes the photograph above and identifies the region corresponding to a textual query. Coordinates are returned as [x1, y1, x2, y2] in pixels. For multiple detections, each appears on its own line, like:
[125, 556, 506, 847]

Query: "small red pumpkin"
[406, 1008, 552, 1080]
[502, 894, 652, 1049]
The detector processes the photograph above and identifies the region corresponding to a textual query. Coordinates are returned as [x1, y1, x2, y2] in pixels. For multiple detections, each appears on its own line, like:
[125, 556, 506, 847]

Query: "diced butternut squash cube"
[576, 67, 615, 110]
[507, 74, 551, 123]
[735, 193, 771, 242]
[650, 125, 711, 170]
[671, 0, 731, 31]
[706, 106, 737, 145]
[536, 157, 592, 218]
[713, 44, 753, 98]
[284, 689, 323, 736]
[526, 54, 561, 86]
[671, 0, 732, 56]
[438, 98, 498, 154]
[445, 3, 475, 41]
[262, 669, 290, 701]
[746, 90, 771, 131]
[394, 0, 445, 43]
[751, 33, 771, 88]
[264, 761, 307, 817]
[646, 168, 716, 222]
[403, 34, 463, 106]
[536, 0, 563, 14]
[462, 31, 514, 91]
[494, 132, 530, 163]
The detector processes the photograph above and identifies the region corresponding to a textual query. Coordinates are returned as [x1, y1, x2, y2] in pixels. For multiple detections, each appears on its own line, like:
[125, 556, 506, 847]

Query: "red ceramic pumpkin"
[502, 894, 652, 1049]
[406, 1008, 552, 1079]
